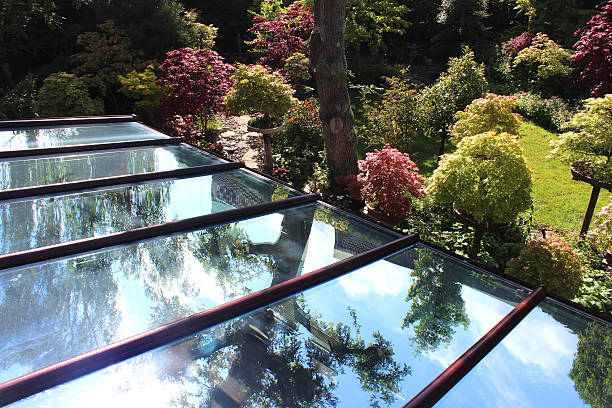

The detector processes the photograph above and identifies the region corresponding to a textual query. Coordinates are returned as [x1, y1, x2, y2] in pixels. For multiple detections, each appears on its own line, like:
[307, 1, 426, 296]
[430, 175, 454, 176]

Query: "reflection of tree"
[0, 254, 121, 372]
[402, 249, 469, 353]
[161, 295, 410, 408]
[569, 321, 612, 408]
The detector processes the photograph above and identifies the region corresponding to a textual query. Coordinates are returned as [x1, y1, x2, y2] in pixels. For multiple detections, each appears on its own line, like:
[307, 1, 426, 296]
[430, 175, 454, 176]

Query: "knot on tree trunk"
[329, 117, 343, 134]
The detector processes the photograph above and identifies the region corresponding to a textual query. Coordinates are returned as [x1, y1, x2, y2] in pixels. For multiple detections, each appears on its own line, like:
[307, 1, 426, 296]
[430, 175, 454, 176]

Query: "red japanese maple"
[502, 31, 536, 57]
[347, 144, 426, 219]
[572, 1, 612, 96]
[248, 1, 314, 69]
[158, 48, 234, 123]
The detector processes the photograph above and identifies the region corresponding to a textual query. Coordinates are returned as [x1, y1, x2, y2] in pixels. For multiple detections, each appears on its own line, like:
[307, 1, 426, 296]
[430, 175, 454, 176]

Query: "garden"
[1, 0, 611, 318]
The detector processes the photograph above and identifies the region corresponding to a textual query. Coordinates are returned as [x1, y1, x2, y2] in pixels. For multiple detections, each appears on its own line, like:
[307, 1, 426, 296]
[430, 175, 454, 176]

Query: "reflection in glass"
[8, 245, 530, 407]
[437, 299, 612, 408]
[0, 203, 397, 382]
[0, 123, 168, 151]
[0, 169, 296, 255]
[0, 145, 222, 190]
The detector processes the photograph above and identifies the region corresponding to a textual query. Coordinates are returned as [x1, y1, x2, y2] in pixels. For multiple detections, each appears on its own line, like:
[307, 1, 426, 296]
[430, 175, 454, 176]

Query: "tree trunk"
[310, 0, 358, 194]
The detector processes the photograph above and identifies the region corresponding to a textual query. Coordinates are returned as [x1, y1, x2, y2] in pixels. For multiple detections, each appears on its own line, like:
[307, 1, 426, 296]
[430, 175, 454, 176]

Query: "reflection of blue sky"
[437, 305, 588, 408]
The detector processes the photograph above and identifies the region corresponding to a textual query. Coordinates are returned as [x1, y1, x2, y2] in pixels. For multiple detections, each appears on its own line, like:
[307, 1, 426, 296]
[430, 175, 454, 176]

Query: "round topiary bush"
[225, 64, 296, 128]
[505, 233, 585, 299]
[428, 131, 532, 227]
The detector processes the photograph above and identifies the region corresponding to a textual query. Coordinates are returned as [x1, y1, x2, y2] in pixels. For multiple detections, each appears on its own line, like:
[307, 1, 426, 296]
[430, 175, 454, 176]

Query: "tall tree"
[309, 0, 358, 193]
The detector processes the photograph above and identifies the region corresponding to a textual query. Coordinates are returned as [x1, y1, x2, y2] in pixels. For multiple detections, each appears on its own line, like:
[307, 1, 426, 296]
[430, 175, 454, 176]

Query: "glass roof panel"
[436, 298, 612, 408]
[0, 202, 397, 382]
[0, 169, 297, 255]
[0, 145, 223, 190]
[5, 245, 531, 407]
[0, 122, 168, 152]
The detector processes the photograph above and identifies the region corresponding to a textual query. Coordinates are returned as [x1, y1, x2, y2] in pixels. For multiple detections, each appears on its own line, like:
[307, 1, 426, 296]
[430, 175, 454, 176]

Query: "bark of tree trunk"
[310, 0, 358, 194]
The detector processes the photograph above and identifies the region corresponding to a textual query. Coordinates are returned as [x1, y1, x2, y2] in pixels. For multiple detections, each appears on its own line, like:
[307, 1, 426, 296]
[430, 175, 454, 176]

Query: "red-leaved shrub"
[347, 144, 426, 219]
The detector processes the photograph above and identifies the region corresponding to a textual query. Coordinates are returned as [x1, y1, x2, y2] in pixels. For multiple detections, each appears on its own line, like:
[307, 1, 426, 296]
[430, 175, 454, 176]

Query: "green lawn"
[519, 121, 611, 232]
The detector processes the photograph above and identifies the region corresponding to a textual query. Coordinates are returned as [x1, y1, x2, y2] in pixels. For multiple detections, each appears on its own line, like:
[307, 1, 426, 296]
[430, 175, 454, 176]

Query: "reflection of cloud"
[465, 287, 576, 376]
[239, 213, 283, 244]
[338, 261, 413, 297]
[501, 309, 577, 375]
[302, 221, 338, 272]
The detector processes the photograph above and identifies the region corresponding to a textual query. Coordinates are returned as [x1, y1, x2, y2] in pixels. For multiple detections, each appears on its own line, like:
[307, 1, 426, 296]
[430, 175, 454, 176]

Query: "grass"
[518, 121, 611, 232]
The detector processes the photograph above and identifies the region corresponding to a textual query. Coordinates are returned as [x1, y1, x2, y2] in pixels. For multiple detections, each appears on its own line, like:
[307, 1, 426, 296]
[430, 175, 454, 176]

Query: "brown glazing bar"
[0, 233, 418, 407]
[0, 193, 319, 270]
[403, 285, 548, 408]
[0, 137, 183, 160]
[0, 115, 136, 129]
[0, 161, 244, 201]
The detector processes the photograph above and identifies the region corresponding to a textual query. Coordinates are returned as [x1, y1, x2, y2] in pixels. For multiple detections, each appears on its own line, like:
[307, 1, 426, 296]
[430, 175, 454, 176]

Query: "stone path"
[218, 114, 263, 169]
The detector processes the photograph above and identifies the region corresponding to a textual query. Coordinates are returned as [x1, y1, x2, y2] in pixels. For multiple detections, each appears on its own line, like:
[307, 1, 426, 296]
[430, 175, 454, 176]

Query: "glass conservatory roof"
[0, 116, 609, 408]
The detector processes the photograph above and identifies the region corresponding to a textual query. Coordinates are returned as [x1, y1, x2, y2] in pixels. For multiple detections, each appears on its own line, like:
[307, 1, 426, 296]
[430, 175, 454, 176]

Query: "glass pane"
[0, 203, 397, 381]
[0, 169, 297, 255]
[0, 145, 223, 190]
[437, 298, 612, 408]
[6, 245, 531, 407]
[0, 123, 168, 152]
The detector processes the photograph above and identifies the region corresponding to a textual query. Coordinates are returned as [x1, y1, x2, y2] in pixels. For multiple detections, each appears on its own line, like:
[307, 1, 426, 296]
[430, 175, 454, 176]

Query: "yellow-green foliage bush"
[428, 132, 532, 227]
[118, 65, 167, 124]
[588, 200, 612, 253]
[552, 94, 612, 184]
[36, 73, 103, 117]
[506, 233, 585, 299]
[225, 64, 296, 126]
[450, 93, 521, 143]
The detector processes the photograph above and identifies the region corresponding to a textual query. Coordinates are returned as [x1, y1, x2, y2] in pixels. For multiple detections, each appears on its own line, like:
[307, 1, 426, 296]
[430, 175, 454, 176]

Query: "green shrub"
[283, 52, 310, 87]
[118, 65, 167, 125]
[0, 74, 38, 120]
[552, 94, 612, 184]
[359, 71, 420, 151]
[225, 64, 296, 126]
[450, 93, 521, 143]
[272, 99, 324, 189]
[417, 48, 488, 156]
[511, 33, 573, 97]
[428, 132, 532, 227]
[588, 200, 612, 253]
[506, 233, 585, 299]
[35, 73, 103, 117]
[514, 92, 574, 131]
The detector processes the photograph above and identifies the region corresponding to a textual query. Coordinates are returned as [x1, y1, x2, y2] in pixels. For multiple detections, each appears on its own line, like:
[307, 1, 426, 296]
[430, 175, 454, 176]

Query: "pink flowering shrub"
[502, 31, 536, 57]
[347, 144, 426, 219]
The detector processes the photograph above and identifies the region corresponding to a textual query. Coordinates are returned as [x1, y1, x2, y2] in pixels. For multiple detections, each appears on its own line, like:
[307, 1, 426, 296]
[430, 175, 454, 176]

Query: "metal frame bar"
[0, 233, 419, 406]
[0, 161, 244, 201]
[0, 115, 137, 129]
[0, 137, 183, 160]
[403, 286, 548, 408]
[0, 193, 320, 270]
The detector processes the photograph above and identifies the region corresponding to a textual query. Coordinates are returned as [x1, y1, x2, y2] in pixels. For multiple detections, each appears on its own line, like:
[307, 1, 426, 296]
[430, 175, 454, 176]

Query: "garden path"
[218, 114, 263, 169]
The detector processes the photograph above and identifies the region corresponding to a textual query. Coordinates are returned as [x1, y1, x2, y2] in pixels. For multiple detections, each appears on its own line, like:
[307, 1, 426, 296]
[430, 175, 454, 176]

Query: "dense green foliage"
[418, 48, 488, 157]
[0, 74, 38, 119]
[428, 132, 532, 226]
[588, 200, 612, 253]
[35, 72, 103, 117]
[272, 99, 324, 188]
[225, 64, 296, 124]
[450, 93, 521, 142]
[552, 94, 612, 184]
[506, 233, 584, 298]
[117, 65, 167, 125]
